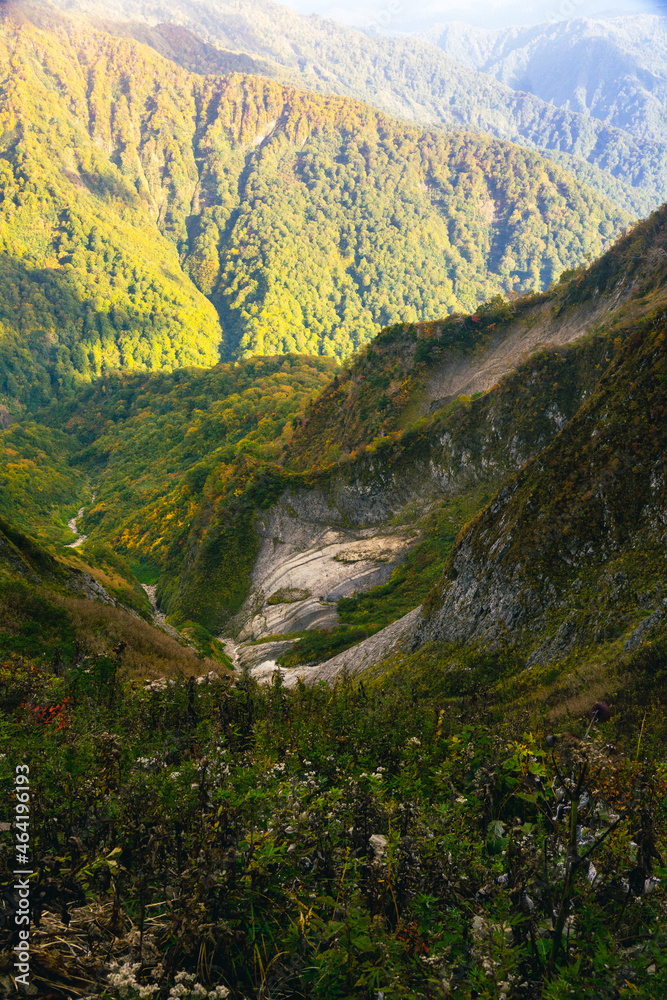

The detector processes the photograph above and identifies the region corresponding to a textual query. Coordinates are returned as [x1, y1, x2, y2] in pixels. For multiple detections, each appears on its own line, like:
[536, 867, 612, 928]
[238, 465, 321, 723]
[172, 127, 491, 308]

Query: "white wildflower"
[108, 961, 141, 997]
[138, 987, 159, 998]
[175, 971, 196, 985]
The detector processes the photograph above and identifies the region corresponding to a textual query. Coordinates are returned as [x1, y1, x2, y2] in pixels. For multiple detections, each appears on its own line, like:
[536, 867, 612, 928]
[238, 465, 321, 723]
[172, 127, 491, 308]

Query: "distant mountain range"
[0, 5, 627, 412]
[47, 0, 667, 217]
[428, 16, 667, 143]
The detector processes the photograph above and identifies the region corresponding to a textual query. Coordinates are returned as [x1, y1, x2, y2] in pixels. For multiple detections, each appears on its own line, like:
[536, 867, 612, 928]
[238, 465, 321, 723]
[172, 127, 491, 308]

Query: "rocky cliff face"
[231, 206, 667, 678]
[413, 311, 667, 663]
[237, 490, 419, 641]
[226, 314, 626, 663]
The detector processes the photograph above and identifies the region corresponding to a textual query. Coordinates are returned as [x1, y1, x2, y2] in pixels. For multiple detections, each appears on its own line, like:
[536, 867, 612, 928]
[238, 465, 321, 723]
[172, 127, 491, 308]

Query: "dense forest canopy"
[9, 352, 333, 589]
[0, 10, 628, 412]
[52, 0, 667, 217]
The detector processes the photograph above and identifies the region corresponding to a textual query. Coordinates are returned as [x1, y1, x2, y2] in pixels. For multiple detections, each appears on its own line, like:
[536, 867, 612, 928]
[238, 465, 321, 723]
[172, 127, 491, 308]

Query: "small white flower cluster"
[108, 961, 158, 998]
[135, 756, 161, 770]
[207, 748, 231, 783]
[143, 677, 176, 693]
[169, 971, 229, 999]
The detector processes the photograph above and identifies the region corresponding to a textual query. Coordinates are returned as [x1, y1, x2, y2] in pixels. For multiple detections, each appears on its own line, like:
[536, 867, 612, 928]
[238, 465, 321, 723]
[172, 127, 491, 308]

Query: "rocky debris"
[144, 670, 222, 693]
[142, 583, 183, 640]
[237, 496, 419, 641]
[424, 296, 614, 414]
[66, 492, 97, 549]
[195, 670, 220, 684]
[220, 638, 240, 669]
[77, 572, 116, 605]
[332, 536, 415, 564]
[267, 586, 311, 604]
[270, 606, 422, 688]
[144, 677, 175, 692]
[526, 614, 578, 666]
[250, 659, 287, 685]
[368, 833, 388, 860]
[624, 608, 665, 651]
[237, 639, 301, 673]
[240, 597, 339, 641]
[66, 505, 87, 548]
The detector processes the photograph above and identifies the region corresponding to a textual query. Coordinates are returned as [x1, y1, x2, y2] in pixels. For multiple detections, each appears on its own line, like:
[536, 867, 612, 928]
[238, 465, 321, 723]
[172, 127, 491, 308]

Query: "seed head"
[590, 701, 611, 723]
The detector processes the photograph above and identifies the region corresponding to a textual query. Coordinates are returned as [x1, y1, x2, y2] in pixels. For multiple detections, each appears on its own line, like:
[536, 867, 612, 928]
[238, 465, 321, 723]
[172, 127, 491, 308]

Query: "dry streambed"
[66, 492, 96, 548]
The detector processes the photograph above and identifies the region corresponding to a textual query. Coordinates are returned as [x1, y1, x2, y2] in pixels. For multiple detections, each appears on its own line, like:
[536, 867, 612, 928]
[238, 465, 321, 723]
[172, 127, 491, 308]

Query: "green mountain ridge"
[166, 202, 667, 655]
[0, 6, 628, 414]
[48, 0, 667, 217]
[429, 15, 667, 144]
[413, 244, 667, 667]
[2, 201, 663, 653]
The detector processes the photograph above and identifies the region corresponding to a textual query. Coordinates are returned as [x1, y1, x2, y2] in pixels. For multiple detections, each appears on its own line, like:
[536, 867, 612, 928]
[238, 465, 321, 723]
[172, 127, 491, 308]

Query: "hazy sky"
[281, 0, 667, 31]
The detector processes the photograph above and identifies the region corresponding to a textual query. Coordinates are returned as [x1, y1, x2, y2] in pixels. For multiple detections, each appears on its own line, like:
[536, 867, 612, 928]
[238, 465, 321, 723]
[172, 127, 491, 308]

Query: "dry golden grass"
[73, 560, 149, 607]
[515, 649, 621, 727]
[546, 686, 615, 725]
[55, 595, 230, 681]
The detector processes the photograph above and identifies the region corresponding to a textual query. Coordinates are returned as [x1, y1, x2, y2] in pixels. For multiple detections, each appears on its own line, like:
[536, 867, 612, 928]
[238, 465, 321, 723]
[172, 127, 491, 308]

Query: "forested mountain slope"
[4, 203, 663, 661]
[0, 510, 228, 674]
[0, 352, 338, 672]
[414, 232, 667, 669]
[50, 0, 667, 216]
[3, 287, 622, 644]
[430, 16, 667, 143]
[0, 7, 627, 413]
[0, 12, 223, 410]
